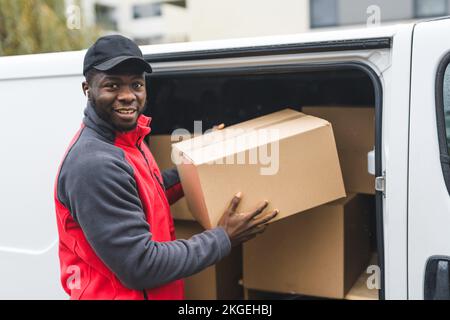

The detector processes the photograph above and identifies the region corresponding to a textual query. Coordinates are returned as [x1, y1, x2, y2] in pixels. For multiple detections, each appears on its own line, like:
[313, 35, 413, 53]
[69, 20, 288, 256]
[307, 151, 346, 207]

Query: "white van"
[1, 17, 450, 300]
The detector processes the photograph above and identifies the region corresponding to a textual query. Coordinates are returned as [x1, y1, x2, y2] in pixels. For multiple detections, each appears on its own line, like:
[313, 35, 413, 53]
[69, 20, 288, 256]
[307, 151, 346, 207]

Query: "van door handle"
[424, 256, 450, 300]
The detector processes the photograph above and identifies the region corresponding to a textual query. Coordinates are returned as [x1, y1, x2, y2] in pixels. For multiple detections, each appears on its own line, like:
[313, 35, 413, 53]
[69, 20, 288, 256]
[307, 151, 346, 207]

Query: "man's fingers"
[250, 209, 279, 227]
[227, 192, 242, 214]
[247, 200, 269, 220]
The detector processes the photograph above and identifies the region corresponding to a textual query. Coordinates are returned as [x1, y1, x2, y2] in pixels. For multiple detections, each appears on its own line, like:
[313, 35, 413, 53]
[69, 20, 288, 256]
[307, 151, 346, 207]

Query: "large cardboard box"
[147, 134, 195, 220]
[175, 220, 243, 300]
[172, 109, 346, 229]
[242, 194, 372, 299]
[302, 106, 375, 194]
[147, 110, 306, 220]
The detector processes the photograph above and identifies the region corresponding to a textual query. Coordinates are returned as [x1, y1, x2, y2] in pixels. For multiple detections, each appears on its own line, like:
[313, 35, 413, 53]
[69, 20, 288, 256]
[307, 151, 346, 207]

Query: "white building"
[75, 0, 450, 44]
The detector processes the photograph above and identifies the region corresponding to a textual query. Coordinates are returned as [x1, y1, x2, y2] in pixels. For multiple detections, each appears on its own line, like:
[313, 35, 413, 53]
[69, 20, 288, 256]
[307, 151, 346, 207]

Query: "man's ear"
[82, 81, 89, 97]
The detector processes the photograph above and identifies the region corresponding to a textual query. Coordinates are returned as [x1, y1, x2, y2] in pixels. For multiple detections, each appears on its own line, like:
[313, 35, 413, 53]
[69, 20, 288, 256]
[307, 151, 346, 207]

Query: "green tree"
[0, 0, 100, 56]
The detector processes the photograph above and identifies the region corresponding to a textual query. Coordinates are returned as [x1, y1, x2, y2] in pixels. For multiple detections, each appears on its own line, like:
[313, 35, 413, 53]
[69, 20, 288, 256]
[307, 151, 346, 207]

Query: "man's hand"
[217, 192, 279, 247]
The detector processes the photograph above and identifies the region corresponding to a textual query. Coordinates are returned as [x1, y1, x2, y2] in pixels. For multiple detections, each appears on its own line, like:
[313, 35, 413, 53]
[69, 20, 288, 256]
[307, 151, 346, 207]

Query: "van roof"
[0, 22, 413, 81]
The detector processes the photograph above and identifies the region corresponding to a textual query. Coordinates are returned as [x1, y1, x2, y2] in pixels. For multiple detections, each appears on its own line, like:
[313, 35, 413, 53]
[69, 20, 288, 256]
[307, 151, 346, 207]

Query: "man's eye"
[106, 83, 118, 89]
[133, 83, 144, 89]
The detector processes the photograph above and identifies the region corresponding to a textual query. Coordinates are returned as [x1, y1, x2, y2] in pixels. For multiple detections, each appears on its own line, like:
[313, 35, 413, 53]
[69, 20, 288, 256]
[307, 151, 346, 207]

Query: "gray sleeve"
[59, 150, 231, 291]
[161, 166, 180, 190]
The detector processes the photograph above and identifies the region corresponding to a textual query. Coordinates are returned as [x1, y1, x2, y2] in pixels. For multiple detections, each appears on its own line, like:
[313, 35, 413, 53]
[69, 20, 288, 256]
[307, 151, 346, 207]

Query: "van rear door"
[409, 17, 450, 299]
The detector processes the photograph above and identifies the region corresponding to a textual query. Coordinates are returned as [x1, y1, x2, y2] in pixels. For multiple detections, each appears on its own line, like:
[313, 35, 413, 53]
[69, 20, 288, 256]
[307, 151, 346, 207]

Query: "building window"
[310, 0, 338, 28]
[414, 0, 447, 18]
[95, 4, 118, 30]
[133, 3, 162, 19]
[166, 0, 186, 8]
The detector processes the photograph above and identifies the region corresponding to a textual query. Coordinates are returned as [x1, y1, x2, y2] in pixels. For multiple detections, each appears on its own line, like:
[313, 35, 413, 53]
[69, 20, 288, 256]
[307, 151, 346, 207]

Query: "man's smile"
[113, 107, 138, 121]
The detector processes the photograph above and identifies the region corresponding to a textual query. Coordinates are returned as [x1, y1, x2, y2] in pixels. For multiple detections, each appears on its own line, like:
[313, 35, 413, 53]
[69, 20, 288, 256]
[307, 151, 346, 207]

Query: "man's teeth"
[115, 109, 136, 114]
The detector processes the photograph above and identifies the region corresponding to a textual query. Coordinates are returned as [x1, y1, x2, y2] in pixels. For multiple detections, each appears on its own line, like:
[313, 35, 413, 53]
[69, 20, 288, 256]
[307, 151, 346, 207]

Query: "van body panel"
[409, 18, 450, 300]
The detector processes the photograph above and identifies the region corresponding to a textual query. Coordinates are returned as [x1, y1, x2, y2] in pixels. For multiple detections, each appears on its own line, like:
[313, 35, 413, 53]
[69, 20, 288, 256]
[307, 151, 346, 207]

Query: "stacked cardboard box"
[302, 106, 375, 194]
[242, 193, 372, 299]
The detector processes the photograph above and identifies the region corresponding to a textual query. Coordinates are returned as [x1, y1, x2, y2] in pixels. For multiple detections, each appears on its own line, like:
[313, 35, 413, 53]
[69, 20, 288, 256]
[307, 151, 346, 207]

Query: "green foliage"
[0, 0, 100, 56]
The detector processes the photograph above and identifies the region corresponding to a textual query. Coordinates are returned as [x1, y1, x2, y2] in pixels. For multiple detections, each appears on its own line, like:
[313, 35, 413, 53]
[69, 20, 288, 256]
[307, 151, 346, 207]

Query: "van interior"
[144, 66, 380, 300]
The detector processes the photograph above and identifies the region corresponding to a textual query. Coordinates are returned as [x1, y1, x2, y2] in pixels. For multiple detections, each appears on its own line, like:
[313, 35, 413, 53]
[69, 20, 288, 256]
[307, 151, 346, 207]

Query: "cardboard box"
[147, 110, 303, 220]
[147, 134, 195, 220]
[172, 109, 346, 229]
[242, 194, 372, 299]
[302, 106, 375, 194]
[175, 220, 243, 300]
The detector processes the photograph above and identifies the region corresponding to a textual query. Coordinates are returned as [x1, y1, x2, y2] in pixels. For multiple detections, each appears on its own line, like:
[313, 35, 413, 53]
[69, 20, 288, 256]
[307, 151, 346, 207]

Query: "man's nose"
[117, 86, 136, 102]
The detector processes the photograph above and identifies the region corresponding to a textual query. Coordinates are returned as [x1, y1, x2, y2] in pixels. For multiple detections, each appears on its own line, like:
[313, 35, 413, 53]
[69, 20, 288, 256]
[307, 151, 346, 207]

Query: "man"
[54, 35, 278, 300]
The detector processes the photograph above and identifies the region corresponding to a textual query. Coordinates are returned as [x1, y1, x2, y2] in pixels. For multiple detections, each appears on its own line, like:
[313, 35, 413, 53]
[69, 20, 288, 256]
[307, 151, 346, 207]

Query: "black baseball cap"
[83, 35, 152, 76]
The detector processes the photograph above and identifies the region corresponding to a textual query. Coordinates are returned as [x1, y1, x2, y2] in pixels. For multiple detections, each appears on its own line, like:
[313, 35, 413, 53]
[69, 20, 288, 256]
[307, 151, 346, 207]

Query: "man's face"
[83, 63, 147, 132]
